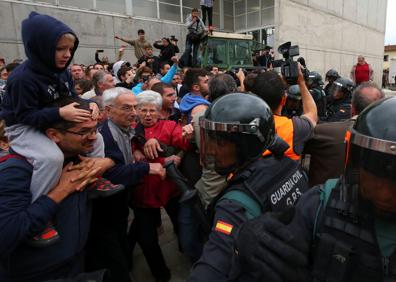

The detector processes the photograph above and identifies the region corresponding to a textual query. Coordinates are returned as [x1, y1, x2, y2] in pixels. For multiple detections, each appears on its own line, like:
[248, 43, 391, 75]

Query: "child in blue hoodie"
[0, 12, 123, 246]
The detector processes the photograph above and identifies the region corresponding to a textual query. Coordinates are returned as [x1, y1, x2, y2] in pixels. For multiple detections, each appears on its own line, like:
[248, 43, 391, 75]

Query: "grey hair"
[352, 81, 385, 114]
[92, 70, 108, 88]
[208, 74, 238, 102]
[136, 90, 163, 110]
[103, 87, 133, 106]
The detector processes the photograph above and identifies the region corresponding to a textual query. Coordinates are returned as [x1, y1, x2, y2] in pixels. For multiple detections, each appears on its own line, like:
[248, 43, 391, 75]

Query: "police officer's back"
[282, 85, 303, 118]
[188, 93, 309, 281]
[307, 71, 327, 119]
[304, 82, 384, 186]
[235, 97, 396, 282]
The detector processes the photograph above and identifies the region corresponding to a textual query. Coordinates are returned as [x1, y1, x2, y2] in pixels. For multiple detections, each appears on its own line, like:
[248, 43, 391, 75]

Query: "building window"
[159, 1, 181, 22]
[133, 0, 158, 18]
[60, 0, 93, 9]
[384, 55, 389, 62]
[96, 0, 125, 13]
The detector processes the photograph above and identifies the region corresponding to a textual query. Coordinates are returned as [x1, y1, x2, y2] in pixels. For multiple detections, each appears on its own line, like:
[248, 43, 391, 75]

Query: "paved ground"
[383, 88, 396, 96]
[130, 208, 192, 282]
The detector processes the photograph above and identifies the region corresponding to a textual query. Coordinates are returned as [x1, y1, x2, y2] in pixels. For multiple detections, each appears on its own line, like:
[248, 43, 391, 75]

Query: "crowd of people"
[0, 8, 395, 282]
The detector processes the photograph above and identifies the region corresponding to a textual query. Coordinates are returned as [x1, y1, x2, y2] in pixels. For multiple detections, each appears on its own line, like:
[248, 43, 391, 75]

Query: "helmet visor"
[199, 117, 265, 175]
[350, 129, 396, 181]
[329, 81, 345, 99]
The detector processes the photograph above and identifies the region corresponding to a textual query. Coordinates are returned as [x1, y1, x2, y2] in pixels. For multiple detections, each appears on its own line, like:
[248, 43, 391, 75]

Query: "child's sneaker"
[27, 222, 60, 247]
[87, 177, 125, 199]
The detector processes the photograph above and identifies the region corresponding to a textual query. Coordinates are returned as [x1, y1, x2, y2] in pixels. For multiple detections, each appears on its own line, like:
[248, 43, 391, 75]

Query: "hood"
[112, 60, 126, 83]
[179, 93, 210, 113]
[22, 12, 79, 74]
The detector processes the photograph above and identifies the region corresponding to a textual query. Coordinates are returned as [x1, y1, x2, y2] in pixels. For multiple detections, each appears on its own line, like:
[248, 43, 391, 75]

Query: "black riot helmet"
[306, 71, 324, 89]
[287, 85, 302, 101]
[348, 97, 396, 182]
[329, 77, 355, 100]
[199, 93, 275, 175]
[325, 69, 340, 82]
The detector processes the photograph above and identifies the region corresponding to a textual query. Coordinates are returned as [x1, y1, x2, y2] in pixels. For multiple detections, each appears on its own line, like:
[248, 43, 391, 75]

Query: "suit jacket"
[90, 120, 149, 228]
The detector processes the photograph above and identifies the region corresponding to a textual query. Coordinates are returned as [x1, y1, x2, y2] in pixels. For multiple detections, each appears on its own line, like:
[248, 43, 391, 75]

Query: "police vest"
[326, 102, 351, 122]
[312, 180, 396, 282]
[262, 115, 300, 160]
[212, 155, 309, 221]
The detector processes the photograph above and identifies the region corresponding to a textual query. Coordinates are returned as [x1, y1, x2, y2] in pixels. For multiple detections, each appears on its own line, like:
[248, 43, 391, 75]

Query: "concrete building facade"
[0, 0, 387, 84]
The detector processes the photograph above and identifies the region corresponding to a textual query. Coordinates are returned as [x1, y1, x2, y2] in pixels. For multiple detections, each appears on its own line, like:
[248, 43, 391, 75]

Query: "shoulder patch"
[215, 220, 233, 235]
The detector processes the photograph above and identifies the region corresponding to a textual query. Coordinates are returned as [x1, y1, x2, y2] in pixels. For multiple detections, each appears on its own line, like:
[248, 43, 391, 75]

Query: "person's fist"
[171, 56, 179, 64]
[149, 163, 166, 180]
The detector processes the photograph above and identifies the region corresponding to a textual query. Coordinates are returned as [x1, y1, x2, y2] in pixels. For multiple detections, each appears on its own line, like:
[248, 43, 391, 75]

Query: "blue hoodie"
[179, 92, 210, 123]
[0, 12, 79, 128]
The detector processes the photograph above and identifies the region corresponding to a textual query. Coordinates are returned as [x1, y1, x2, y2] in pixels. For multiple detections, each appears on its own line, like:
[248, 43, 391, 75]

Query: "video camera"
[170, 35, 178, 42]
[272, 42, 308, 85]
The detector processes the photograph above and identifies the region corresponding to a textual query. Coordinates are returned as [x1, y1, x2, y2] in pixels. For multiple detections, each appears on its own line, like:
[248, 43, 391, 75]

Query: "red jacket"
[131, 120, 190, 208]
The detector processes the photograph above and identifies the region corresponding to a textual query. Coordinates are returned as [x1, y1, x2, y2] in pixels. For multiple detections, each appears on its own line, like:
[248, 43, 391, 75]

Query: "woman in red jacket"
[129, 90, 193, 282]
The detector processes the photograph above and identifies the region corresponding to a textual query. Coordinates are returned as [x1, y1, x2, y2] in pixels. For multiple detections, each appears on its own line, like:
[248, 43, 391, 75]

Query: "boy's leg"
[84, 132, 125, 198]
[6, 124, 63, 202]
[6, 124, 62, 246]
[87, 132, 105, 158]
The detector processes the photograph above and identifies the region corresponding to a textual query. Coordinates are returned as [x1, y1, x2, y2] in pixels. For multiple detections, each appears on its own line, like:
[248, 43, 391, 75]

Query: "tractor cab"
[200, 31, 265, 70]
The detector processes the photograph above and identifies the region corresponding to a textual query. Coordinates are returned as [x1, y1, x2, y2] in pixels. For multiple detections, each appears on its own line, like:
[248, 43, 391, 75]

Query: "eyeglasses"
[139, 108, 157, 115]
[110, 105, 137, 113]
[61, 127, 98, 138]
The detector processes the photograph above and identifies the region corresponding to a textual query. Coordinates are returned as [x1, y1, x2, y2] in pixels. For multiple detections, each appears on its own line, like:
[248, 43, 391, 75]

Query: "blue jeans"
[178, 202, 204, 262]
[181, 36, 200, 67]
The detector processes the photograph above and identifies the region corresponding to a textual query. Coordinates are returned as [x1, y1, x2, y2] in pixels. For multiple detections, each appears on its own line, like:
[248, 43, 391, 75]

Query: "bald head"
[351, 82, 384, 116]
[357, 55, 366, 65]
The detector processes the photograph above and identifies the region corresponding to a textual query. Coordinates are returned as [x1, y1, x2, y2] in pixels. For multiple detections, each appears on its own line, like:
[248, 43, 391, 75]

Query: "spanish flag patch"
[215, 220, 233, 235]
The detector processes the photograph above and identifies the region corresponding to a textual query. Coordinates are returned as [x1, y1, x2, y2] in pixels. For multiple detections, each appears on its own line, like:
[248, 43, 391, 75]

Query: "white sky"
[385, 0, 396, 45]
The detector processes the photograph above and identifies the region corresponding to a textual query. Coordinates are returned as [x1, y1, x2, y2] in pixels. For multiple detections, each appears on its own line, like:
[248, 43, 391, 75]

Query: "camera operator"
[153, 37, 179, 66]
[180, 8, 206, 67]
[253, 64, 317, 161]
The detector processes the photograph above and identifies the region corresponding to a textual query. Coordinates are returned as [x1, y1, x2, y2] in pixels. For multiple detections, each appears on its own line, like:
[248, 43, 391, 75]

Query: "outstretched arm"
[114, 35, 134, 46]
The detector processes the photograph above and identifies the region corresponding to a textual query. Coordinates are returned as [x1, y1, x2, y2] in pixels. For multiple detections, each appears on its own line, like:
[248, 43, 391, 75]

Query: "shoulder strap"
[322, 178, 338, 207]
[313, 178, 339, 237]
[0, 153, 25, 164]
[220, 189, 261, 220]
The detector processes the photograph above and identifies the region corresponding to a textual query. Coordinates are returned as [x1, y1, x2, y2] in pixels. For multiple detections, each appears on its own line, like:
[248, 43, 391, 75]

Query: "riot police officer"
[188, 93, 309, 281]
[326, 77, 355, 122]
[282, 85, 303, 118]
[235, 97, 396, 282]
[324, 68, 340, 96]
[307, 71, 327, 119]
